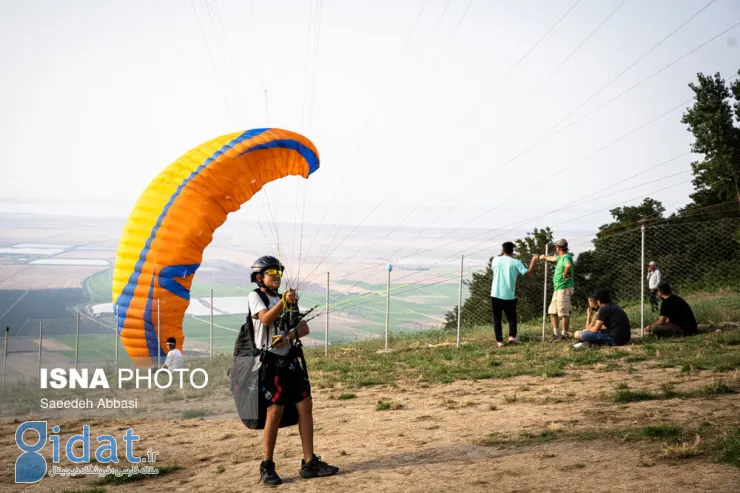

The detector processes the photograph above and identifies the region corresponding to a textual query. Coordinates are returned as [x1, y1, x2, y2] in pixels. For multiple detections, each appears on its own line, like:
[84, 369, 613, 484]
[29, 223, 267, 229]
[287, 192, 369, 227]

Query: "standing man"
[490, 242, 538, 348]
[539, 239, 574, 341]
[646, 261, 662, 312]
[163, 337, 184, 370]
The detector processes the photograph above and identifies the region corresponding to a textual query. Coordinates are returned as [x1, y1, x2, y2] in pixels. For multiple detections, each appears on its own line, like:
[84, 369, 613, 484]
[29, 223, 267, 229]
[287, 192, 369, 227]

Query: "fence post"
[385, 264, 392, 352]
[115, 306, 119, 372]
[641, 224, 646, 337]
[457, 255, 463, 348]
[2, 326, 8, 388]
[209, 288, 214, 361]
[75, 313, 80, 370]
[38, 320, 43, 378]
[325, 272, 329, 357]
[541, 244, 549, 342]
[157, 298, 161, 368]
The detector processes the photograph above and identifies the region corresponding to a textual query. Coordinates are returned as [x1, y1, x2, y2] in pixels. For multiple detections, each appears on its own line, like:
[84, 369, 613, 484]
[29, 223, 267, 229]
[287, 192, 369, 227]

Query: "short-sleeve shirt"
[596, 303, 631, 346]
[553, 252, 575, 291]
[490, 255, 528, 300]
[660, 295, 697, 335]
[248, 291, 290, 356]
[163, 349, 184, 370]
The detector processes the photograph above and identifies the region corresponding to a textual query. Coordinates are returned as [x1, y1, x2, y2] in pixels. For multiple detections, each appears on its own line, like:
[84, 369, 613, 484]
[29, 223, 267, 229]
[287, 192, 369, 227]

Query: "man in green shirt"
[539, 238, 575, 341]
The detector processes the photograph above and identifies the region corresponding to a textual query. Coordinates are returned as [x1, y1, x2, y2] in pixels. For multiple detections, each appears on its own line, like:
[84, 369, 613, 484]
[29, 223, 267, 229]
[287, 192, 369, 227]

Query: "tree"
[731, 69, 740, 123]
[596, 198, 665, 239]
[680, 72, 740, 209]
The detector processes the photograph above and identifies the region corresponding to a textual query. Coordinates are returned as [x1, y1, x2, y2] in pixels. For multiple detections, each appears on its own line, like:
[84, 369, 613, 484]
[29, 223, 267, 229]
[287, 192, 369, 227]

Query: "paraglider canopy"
[112, 128, 320, 367]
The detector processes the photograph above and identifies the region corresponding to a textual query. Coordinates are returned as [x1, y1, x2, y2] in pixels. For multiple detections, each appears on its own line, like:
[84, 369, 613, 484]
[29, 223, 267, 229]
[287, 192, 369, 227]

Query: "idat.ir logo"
[15, 421, 142, 483]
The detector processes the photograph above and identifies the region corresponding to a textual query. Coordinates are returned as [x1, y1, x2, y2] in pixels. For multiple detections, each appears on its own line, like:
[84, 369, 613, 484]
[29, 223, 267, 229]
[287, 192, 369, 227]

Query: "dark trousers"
[490, 297, 517, 342]
[649, 289, 659, 312]
[651, 324, 685, 338]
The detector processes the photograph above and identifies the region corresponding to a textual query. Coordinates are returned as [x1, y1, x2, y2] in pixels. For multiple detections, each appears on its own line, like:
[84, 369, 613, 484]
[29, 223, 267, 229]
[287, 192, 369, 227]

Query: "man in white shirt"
[163, 337, 184, 370]
[647, 261, 662, 312]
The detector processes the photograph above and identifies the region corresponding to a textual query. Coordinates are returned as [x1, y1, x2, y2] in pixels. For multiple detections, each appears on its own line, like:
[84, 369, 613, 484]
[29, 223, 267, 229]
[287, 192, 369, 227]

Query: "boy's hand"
[272, 334, 287, 348]
[283, 289, 297, 305]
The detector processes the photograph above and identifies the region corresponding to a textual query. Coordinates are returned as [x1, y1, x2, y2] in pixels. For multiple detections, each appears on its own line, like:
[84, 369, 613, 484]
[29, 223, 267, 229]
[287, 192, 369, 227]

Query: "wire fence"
[1, 217, 739, 384]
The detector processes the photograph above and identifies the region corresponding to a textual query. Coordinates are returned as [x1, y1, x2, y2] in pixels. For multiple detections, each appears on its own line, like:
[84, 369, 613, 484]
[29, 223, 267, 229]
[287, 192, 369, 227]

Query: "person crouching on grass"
[249, 255, 339, 486]
[573, 290, 631, 347]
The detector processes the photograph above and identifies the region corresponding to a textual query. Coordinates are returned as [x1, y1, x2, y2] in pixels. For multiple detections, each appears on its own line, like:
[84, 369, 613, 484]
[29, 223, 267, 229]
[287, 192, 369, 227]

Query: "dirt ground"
[1, 365, 738, 492]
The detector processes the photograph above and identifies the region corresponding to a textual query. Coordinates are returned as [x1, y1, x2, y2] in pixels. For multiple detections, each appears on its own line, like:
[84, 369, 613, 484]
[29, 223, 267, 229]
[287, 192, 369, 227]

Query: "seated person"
[585, 293, 599, 329]
[574, 290, 631, 346]
[644, 282, 698, 337]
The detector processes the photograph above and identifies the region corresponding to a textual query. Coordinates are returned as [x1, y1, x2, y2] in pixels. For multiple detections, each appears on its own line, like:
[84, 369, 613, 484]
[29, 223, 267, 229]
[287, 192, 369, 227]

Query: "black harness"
[233, 288, 310, 380]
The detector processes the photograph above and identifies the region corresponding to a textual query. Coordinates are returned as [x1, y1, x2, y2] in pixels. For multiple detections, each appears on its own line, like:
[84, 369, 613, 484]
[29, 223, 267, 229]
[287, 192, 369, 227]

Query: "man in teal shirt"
[539, 238, 575, 341]
[490, 242, 538, 348]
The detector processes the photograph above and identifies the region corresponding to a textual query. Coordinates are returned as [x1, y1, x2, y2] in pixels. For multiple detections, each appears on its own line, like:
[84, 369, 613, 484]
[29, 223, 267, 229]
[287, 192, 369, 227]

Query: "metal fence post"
[2, 326, 8, 388]
[75, 313, 80, 370]
[641, 224, 646, 337]
[209, 288, 214, 361]
[541, 244, 549, 342]
[38, 320, 43, 378]
[325, 272, 329, 357]
[157, 298, 161, 368]
[115, 306, 119, 372]
[385, 264, 392, 352]
[457, 255, 464, 348]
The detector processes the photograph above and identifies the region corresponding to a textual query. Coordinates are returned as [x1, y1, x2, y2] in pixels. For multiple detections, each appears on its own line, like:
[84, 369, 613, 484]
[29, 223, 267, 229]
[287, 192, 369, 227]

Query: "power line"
[319, 6, 735, 287]
[299, 0, 585, 285]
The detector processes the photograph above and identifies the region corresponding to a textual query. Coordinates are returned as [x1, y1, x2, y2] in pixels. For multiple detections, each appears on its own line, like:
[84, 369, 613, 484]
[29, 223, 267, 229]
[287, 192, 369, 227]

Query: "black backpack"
[233, 289, 273, 357]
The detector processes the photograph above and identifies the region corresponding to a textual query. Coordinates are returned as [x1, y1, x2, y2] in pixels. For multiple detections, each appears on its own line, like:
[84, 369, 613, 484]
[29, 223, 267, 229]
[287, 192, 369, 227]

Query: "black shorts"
[260, 358, 311, 407]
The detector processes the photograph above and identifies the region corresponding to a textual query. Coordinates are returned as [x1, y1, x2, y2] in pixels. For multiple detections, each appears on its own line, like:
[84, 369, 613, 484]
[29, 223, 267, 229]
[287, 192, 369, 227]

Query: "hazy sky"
[1, 0, 739, 241]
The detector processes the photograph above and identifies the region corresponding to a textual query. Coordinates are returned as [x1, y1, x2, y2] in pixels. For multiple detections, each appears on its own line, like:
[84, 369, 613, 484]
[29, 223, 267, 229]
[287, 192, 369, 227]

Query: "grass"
[641, 425, 682, 441]
[299, 322, 740, 390]
[717, 428, 740, 466]
[182, 408, 211, 419]
[376, 400, 402, 411]
[613, 382, 737, 403]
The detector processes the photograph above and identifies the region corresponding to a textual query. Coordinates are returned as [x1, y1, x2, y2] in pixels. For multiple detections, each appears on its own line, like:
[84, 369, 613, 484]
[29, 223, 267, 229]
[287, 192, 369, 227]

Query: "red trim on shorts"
[271, 375, 283, 403]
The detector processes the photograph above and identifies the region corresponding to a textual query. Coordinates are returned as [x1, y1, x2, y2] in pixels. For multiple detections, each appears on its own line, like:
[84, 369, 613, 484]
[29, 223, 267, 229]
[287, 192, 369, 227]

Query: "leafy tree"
[680, 72, 740, 209]
[597, 198, 665, 238]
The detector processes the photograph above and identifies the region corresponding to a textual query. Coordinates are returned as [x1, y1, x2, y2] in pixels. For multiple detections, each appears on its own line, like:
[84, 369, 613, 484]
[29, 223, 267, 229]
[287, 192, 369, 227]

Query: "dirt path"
[1, 366, 738, 492]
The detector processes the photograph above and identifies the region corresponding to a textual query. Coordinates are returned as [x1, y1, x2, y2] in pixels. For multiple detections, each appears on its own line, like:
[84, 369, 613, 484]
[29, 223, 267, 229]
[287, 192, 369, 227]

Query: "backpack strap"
[253, 288, 277, 348]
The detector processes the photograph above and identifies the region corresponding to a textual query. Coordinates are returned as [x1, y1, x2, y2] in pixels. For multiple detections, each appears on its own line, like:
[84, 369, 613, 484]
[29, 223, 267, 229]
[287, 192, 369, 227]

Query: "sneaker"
[573, 341, 591, 348]
[507, 337, 520, 345]
[259, 460, 282, 486]
[496, 342, 504, 349]
[300, 455, 339, 479]
[549, 334, 562, 343]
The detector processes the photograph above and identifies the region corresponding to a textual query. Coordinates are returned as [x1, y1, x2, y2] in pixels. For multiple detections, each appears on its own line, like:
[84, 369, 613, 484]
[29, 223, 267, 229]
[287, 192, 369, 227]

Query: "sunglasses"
[263, 269, 283, 276]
